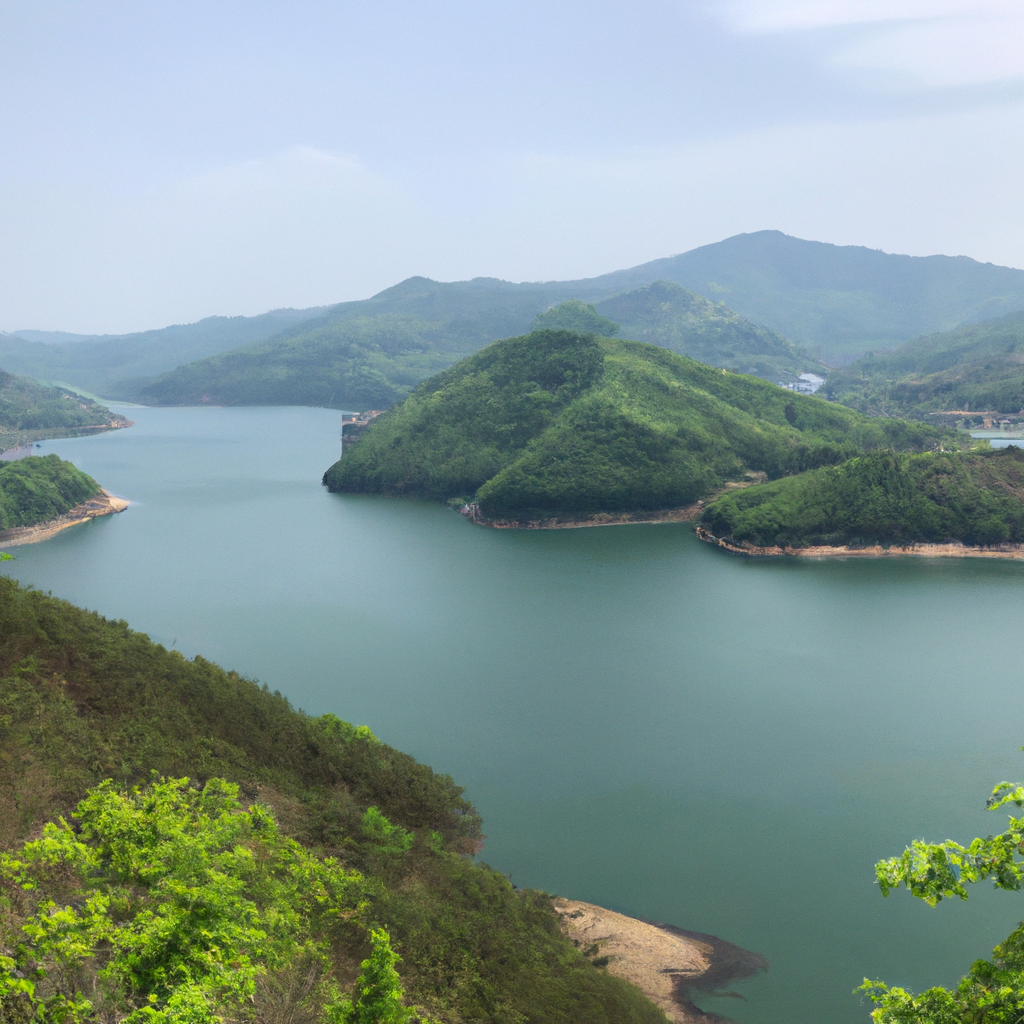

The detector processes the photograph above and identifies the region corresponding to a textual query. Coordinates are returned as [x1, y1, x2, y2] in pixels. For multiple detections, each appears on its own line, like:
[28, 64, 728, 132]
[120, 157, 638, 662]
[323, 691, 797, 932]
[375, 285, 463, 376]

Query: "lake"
[5, 405, 1024, 1024]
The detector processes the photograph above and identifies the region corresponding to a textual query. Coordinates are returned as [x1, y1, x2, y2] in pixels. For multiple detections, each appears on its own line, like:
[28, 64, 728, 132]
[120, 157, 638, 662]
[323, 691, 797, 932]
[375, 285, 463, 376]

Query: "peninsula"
[323, 328, 951, 524]
[0, 369, 131, 453]
[696, 445, 1024, 557]
[0, 454, 126, 546]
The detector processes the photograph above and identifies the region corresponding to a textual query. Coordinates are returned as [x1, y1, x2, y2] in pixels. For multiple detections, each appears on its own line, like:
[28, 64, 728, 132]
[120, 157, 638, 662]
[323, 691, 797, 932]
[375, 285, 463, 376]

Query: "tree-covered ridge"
[123, 277, 818, 411]
[697, 445, 1024, 549]
[595, 280, 812, 380]
[0, 306, 327, 400]
[323, 329, 950, 522]
[825, 311, 1024, 420]
[588, 230, 1024, 356]
[0, 576, 667, 1023]
[0, 370, 129, 451]
[0, 454, 101, 531]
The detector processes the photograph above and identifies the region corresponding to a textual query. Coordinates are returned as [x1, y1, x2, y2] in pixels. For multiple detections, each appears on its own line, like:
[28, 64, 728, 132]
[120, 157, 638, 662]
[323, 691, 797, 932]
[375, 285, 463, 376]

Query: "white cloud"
[710, 0, 1024, 88]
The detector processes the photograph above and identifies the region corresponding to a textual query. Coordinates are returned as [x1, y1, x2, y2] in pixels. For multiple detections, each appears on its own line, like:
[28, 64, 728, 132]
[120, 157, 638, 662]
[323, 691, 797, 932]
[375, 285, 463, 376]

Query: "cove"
[5, 404, 1024, 1024]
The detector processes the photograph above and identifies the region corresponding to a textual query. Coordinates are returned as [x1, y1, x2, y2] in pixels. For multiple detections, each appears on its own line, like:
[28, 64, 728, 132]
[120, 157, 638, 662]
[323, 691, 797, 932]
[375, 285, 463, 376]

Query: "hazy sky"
[2, 0, 1023, 333]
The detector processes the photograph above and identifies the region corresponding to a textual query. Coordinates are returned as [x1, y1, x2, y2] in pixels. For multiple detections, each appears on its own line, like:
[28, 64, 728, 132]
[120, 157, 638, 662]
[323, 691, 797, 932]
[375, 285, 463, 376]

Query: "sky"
[2, 0, 1023, 334]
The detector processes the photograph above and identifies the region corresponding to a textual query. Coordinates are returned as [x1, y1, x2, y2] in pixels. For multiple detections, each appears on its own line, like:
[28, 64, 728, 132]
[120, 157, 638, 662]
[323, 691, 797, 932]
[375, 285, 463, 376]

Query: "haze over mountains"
[3, 230, 1024, 411]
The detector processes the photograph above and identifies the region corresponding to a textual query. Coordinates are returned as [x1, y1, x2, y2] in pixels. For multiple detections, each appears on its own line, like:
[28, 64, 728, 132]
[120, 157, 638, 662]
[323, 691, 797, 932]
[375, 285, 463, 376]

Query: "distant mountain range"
[3, 231, 1023, 410]
[0, 307, 326, 398]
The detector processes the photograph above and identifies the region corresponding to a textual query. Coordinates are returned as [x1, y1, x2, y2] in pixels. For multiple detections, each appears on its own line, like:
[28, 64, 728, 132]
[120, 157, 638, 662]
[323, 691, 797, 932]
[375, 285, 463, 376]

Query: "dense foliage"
[533, 300, 620, 337]
[698, 445, 1024, 549]
[860, 773, 1024, 1022]
[0, 455, 101, 531]
[590, 230, 1024, 357]
[826, 311, 1024, 419]
[125, 277, 818, 410]
[0, 576, 667, 1023]
[596, 280, 809, 380]
[0, 371, 127, 452]
[0, 308, 324, 400]
[324, 329, 950, 522]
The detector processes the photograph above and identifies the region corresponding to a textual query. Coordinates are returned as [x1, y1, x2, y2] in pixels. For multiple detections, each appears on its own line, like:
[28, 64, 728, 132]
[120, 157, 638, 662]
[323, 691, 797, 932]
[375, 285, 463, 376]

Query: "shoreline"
[472, 504, 705, 530]
[694, 525, 1024, 560]
[553, 898, 766, 1024]
[0, 489, 129, 548]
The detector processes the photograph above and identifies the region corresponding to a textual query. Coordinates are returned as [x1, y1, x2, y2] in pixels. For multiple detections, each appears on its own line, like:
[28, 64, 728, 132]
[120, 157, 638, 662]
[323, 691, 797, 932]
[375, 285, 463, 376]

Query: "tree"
[861, 776, 1024, 1022]
[346, 929, 411, 1024]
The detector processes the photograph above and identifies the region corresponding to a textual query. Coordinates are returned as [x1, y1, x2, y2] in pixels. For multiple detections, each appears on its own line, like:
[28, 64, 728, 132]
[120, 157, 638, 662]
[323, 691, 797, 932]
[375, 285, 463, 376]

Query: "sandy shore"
[695, 525, 1024, 560]
[0, 489, 129, 548]
[553, 898, 767, 1024]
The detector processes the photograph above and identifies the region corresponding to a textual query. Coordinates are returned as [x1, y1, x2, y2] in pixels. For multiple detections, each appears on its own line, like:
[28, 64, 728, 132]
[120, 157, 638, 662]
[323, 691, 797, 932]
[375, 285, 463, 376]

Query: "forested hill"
[0, 369, 130, 451]
[825, 310, 1024, 420]
[323, 329, 949, 523]
[0, 306, 327, 399]
[698, 445, 1024, 550]
[130, 280, 820, 410]
[0, 454, 101, 530]
[586, 231, 1024, 358]
[0, 575, 667, 1024]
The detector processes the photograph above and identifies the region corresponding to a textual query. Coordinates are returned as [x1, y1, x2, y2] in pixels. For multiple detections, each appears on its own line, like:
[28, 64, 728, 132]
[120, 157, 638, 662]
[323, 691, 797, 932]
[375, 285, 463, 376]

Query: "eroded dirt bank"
[695, 525, 1024, 560]
[553, 898, 767, 1024]
[0, 489, 129, 548]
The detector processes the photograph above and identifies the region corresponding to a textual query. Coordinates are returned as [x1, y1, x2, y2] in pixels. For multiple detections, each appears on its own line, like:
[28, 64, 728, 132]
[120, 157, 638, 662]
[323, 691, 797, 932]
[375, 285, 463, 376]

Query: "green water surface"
[5, 405, 1024, 1024]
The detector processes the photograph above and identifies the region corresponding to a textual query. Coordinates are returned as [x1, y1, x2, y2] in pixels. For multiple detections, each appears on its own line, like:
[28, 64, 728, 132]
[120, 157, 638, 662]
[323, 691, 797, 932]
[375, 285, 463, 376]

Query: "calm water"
[6, 406, 1024, 1024]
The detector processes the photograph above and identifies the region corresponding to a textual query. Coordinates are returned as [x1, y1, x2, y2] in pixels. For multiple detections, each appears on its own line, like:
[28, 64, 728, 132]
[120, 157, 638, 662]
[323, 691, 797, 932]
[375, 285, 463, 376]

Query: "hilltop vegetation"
[0, 370, 129, 452]
[826, 311, 1024, 420]
[595, 280, 808, 380]
[0, 575, 667, 1023]
[324, 329, 949, 522]
[0, 307, 325, 399]
[698, 445, 1024, 550]
[0, 454, 101, 531]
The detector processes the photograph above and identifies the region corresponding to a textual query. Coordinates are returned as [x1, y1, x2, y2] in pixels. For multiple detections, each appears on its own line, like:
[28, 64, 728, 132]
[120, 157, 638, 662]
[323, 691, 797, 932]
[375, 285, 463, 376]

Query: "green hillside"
[0, 454, 101, 531]
[0, 575, 666, 1023]
[589, 230, 1024, 358]
[825, 311, 1024, 420]
[0, 307, 325, 400]
[0, 369, 130, 452]
[595, 280, 809, 380]
[131, 278, 814, 410]
[323, 329, 949, 523]
[697, 445, 1024, 550]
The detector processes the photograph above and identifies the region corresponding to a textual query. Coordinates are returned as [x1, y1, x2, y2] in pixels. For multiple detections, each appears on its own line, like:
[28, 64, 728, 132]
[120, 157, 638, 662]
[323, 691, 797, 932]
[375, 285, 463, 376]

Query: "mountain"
[0, 369, 130, 452]
[0, 306, 327, 398]
[133, 279, 819, 410]
[323, 329, 949, 523]
[14, 230, 1024, 405]
[697, 446, 1024, 551]
[0, 574, 666, 1024]
[586, 231, 1024, 358]
[824, 311, 1024, 421]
